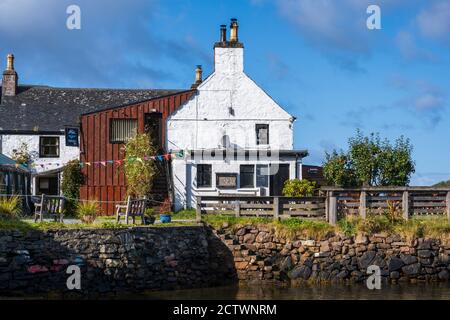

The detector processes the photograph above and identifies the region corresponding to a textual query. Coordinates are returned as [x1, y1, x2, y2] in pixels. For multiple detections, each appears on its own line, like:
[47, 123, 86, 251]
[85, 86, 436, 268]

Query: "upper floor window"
[197, 164, 212, 188]
[39, 137, 60, 158]
[256, 124, 269, 145]
[110, 119, 137, 144]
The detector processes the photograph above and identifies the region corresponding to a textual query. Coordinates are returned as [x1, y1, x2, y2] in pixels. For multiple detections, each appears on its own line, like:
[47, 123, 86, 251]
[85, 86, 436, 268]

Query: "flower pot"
[144, 216, 156, 225]
[160, 214, 171, 223]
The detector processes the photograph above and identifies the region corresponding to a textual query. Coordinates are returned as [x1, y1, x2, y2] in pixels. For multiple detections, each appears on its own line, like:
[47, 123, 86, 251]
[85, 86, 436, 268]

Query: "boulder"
[402, 263, 421, 276]
[358, 251, 376, 269]
[400, 254, 418, 265]
[289, 265, 312, 280]
[388, 257, 405, 272]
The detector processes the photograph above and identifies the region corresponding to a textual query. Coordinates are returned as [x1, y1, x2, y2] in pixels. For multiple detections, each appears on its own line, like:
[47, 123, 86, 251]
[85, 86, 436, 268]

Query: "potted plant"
[77, 200, 100, 224]
[159, 198, 172, 223]
[143, 208, 156, 225]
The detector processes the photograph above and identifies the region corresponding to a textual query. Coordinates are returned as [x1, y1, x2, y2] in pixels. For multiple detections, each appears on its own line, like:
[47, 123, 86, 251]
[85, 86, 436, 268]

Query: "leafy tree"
[323, 130, 415, 187]
[434, 180, 450, 188]
[323, 150, 356, 187]
[282, 179, 316, 197]
[61, 160, 85, 215]
[11, 142, 31, 165]
[123, 133, 157, 198]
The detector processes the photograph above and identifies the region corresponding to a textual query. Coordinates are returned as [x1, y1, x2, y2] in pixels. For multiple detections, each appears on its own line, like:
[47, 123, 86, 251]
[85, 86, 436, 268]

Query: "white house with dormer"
[168, 19, 308, 211]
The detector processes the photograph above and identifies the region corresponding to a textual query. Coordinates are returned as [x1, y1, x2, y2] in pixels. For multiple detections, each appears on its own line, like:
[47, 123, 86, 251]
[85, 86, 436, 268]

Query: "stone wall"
[0, 226, 236, 297]
[214, 223, 450, 284]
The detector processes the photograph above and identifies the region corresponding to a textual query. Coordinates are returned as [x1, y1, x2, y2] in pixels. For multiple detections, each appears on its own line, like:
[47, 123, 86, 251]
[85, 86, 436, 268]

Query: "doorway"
[269, 164, 290, 196]
[144, 113, 162, 152]
[36, 175, 59, 195]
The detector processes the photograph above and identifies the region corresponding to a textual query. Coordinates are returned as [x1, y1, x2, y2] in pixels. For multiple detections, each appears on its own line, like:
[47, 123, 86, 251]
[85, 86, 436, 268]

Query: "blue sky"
[1, 0, 449, 185]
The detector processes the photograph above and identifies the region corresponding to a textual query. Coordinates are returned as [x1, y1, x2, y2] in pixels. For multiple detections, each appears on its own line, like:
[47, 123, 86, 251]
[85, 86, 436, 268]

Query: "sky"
[0, 0, 449, 185]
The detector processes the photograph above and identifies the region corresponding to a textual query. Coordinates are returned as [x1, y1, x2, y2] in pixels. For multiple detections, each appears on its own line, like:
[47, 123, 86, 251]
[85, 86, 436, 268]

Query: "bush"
[77, 200, 100, 224]
[282, 179, 316, 197]
[61, 160, 85, 216]
[0, 196, 22, 218]
[123, 133, 157, 198]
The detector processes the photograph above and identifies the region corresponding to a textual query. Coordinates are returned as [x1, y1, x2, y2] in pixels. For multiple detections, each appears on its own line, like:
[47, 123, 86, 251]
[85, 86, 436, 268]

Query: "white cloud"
[395, 31, 437, 62]
[417, 1, 450, 43]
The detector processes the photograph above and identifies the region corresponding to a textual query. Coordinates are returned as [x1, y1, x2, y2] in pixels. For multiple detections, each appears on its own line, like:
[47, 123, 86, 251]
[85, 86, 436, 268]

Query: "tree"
[322, 130, 415, 187]
[61, 160, 85, 215]
[123, 133, 157, 198]
[11, 142, 31, 166]
[282, 179, 316, 197]
[323, 150, 356, 187]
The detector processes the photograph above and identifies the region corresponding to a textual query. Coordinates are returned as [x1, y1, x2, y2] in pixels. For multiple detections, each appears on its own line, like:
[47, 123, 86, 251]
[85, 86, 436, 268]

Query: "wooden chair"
[115, 196, 148, 224]
[34, 194, 65, 223]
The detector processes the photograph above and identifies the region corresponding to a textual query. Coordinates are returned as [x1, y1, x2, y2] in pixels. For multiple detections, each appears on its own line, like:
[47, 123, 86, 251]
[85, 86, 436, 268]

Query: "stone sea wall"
[215, 223, 450, 284]
[1, 224, 450, 297]
[0, 227, 235, 297]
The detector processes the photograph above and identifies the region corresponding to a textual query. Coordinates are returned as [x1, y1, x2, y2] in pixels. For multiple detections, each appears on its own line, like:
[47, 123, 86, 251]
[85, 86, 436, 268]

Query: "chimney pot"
[220, 25, 227, 42]
[6, 54, 14, 71]
[230, 18, 238, 42]
[191, 65, 203, 89]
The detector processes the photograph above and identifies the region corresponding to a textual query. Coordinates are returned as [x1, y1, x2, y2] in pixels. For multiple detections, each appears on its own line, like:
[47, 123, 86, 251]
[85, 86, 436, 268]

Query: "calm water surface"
[142, 283, 450, 300]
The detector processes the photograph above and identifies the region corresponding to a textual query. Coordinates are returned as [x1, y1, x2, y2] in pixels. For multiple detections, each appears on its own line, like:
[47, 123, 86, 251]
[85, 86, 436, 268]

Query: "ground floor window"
[256, 164, 269, 187]
[240, 165, 255, 188]
[197, 164, 212, 188]
[37, 176, 59, 195]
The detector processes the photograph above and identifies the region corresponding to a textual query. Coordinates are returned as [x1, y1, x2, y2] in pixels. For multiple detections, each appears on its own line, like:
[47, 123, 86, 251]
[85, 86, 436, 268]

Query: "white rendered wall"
[0, 134, 79, 176]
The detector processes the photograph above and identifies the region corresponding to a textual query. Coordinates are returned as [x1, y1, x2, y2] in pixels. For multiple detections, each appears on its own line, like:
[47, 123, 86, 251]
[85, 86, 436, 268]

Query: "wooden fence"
[195, 195, 326, 222]
[196, 187, 450, 224]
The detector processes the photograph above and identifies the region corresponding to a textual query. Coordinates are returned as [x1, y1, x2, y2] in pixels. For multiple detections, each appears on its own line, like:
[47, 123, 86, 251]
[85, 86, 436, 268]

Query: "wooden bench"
[34, 194, 65, 223]
[115, 196, 148, 224]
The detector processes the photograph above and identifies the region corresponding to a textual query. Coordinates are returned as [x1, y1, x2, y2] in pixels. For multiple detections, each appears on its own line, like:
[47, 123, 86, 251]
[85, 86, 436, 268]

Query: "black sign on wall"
[65, 127, 79, 147]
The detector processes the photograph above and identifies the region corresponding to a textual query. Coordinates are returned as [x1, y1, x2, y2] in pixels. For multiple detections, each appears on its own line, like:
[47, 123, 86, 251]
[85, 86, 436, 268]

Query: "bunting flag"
[8, 151, 186, 171]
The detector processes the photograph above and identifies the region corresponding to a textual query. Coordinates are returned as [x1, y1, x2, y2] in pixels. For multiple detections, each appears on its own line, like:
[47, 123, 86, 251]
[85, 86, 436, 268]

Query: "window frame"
[256, 164, 269, 188]
[39, 136, 60, 158]
[240, 164, 255, 188]
[109, 118, 138, 144]
[197, 164, 212, 188]
[256, 124, 269, 145]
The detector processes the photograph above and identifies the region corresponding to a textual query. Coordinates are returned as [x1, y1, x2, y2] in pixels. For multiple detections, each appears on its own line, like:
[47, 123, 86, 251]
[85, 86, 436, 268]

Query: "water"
[142, 283, 450, 300]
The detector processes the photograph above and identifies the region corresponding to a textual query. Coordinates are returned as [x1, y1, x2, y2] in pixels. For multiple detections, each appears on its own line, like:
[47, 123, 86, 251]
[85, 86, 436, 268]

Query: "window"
[216, 173, 237, 189]
[39, 137, 60, 158]
[240, 165, 255, 188]
[256, 164, 269, 187]
[110, 119, 138, 143]
[197, 164, 212, 188]
[256, 124, 269, 145]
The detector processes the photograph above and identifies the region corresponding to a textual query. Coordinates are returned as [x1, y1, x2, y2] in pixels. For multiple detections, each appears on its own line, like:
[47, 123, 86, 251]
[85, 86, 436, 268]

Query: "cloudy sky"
[1, 0, 449, 185]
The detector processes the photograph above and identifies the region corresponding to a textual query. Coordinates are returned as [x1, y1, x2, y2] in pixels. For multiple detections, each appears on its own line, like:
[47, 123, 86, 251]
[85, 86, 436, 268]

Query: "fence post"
[234, 200, 241, 218]
[196, 196, 202, 223]
[328, 192, 337, 225]
[446, 192, 450, 219]
[359, 190, 367, 219]
[273, 197, 280, 221]
[402, 191, 409, 220]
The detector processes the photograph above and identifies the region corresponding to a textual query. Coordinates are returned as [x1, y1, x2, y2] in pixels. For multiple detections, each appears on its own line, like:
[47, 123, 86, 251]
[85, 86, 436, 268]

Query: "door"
[270, 164, 290, 196]
[144, 113, 163, 152]
[37, 176, 59, 195]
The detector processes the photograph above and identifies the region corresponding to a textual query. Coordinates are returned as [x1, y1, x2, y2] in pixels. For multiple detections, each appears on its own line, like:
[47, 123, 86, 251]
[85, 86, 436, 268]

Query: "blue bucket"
[160, 214, 172, 223]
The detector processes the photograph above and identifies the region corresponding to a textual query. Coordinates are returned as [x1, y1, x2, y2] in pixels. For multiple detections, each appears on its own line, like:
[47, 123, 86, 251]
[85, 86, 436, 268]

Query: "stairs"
[148, 163, 171, 213]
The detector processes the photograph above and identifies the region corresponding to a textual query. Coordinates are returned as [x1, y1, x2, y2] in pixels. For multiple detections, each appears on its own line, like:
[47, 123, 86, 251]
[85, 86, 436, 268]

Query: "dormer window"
[256, 124, 269, 145]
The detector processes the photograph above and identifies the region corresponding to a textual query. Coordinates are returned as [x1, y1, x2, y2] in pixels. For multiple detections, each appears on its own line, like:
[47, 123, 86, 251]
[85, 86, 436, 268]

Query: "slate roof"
[0, 85, 185, 133]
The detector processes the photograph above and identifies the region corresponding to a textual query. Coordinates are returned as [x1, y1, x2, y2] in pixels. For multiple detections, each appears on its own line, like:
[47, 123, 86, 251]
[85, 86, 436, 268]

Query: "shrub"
[61, 160, 85, 216]
[123, 133, 157, 198]
[77, 200, 100, 224]
[0, 196, 22, 218]
[282, 179, 316, 197]
[159, 198, 172, 215]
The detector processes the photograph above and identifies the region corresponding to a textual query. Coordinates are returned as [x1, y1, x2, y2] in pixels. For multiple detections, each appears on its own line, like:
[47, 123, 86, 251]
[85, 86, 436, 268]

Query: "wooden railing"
[196, 187, 450, 224]
[321, 187, 450, 223]
[195, 195, 326, 222]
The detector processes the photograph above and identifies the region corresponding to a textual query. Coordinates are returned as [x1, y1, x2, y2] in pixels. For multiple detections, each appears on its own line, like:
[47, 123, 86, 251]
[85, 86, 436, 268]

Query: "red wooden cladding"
[79, 90, 195, 215]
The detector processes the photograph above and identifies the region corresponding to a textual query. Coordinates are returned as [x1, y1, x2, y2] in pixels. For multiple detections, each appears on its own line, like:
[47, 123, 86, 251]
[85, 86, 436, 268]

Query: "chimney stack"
[191, 65, 203, 89]
[2, 53, 18, 97]
[220, 24, 227, 42]
[230, 18, 238, 42]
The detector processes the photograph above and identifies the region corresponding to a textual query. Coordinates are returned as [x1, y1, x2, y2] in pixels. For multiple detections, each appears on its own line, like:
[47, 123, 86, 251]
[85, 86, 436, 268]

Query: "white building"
[168, 20, 308, 211]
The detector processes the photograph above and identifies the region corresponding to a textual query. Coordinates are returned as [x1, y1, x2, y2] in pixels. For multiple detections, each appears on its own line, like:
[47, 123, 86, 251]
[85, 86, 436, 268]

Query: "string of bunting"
[1, 150, 185, 170]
